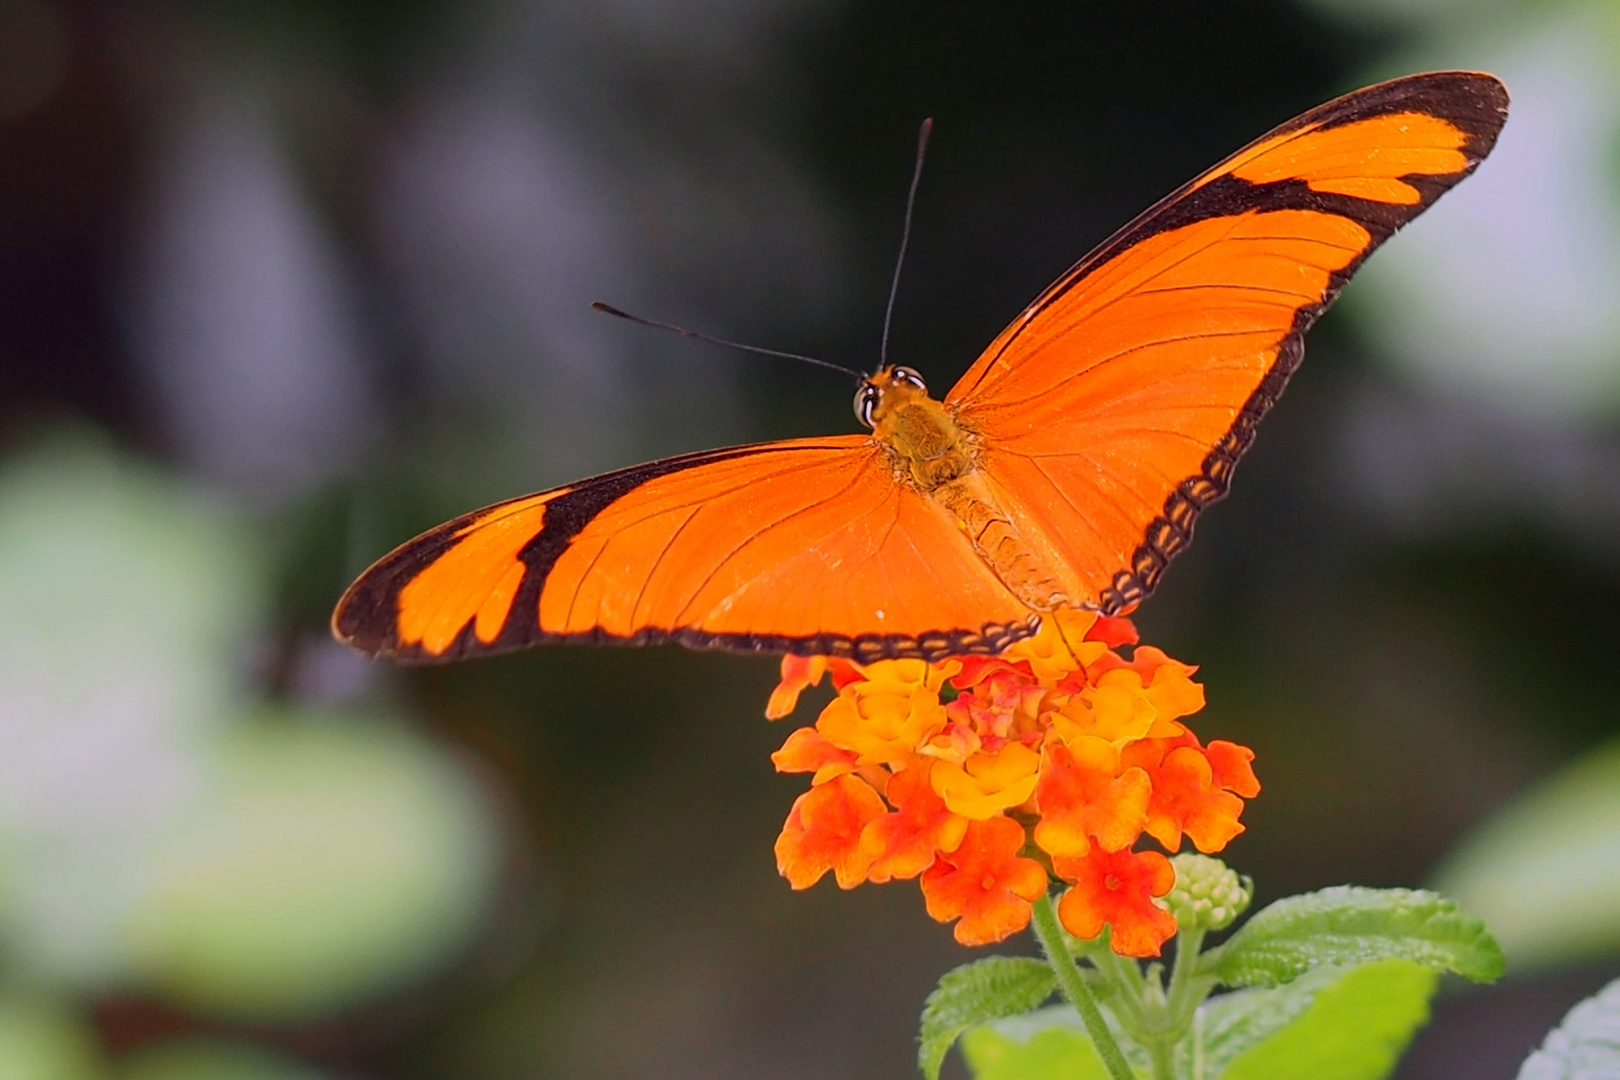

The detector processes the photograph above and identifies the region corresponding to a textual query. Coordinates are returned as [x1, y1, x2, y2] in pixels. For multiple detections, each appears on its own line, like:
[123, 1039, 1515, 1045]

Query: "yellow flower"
[1004, 608, 1108, 681]
[929, 742, 1041, 819]
[814, 659, 953, 768]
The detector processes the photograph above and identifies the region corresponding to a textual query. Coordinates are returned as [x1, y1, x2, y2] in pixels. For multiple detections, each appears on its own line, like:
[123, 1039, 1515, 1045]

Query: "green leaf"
[918, 957, 1056, 1080]
[1181, 966, 1345, 1078]
[1201, 886, 1504, 988]
[958, 1012, 1115, 1080]
[1219, 959, 1438, 1080]
[961, 1003, 1151, 1080]
[1516, 977, 1620, 1079]
[1434, 737, 1620, 970]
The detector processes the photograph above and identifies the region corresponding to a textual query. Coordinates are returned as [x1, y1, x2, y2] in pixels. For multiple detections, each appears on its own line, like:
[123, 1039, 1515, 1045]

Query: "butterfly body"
[335, 72, 1509, 665]
[870, 382, 1061, 607]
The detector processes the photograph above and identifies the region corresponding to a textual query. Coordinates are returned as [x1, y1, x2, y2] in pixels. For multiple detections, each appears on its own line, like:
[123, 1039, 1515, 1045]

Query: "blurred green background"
[1, 1, 1618, 1077]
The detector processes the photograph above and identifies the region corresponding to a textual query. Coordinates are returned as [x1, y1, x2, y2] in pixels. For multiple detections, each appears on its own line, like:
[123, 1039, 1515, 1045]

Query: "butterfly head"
[855, 365, 929, 429]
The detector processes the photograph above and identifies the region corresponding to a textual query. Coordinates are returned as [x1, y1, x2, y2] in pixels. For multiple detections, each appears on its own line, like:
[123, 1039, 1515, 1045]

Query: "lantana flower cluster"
[767, 609, 1259, 956]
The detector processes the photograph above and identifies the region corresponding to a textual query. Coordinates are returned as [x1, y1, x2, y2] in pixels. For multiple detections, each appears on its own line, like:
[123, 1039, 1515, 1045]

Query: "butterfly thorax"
[868, 370, 1070, 612]
[869, 376, 974, 490]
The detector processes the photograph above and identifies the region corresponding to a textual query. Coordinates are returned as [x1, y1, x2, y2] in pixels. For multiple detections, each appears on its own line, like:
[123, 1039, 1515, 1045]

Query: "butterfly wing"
[334, 437, 1039, 662]
[947, 70, 1508, 612]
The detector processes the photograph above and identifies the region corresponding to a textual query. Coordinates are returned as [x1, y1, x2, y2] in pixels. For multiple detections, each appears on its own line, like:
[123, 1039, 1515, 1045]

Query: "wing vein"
[668, 466, 873, 626]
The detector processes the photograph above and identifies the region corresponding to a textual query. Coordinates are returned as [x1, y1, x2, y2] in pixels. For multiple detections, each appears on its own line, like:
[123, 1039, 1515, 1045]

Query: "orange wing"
[334, 437, 1038, 662]
[947, 71, 1508, 613]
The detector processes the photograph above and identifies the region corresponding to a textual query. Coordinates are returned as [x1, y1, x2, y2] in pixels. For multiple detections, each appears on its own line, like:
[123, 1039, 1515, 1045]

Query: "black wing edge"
[1091, 71, 1509, 613]
[332, 440, 1044, 664]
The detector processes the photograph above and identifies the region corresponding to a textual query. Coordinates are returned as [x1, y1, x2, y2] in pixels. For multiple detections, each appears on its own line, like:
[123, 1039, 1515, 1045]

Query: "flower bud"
[1164, 854, 1251, 932]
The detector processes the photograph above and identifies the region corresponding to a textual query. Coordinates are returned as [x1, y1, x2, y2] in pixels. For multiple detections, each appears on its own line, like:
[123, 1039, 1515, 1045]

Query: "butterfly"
[334, 71, 1508, 665]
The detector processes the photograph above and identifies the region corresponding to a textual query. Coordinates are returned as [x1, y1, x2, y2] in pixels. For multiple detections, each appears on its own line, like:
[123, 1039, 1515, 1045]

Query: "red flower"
[920, 817, 1049, 946]
[859, 760, 968, 883]
[775, 774, 886, 889]
[1084, 615, 1139, 649]
[1054, 848, 1178, 958]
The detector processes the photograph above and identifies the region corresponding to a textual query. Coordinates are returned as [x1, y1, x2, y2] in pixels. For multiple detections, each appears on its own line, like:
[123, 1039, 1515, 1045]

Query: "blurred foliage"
[0, 434, 504, 1071]
[1434, 738, 1620, 971]
[123, 714, 500, 1022]
[0, 999, 105, 1080]
[1515, 977, 1620, 1080]
[121, 1040, 329, 1080]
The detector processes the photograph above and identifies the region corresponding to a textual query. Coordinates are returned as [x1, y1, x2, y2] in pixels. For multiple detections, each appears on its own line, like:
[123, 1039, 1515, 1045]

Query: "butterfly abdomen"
[933, 475, 1069, 613]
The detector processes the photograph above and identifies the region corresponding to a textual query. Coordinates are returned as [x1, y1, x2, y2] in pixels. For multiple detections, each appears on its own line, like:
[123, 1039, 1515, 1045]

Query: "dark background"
[2, 1, 1617, 1077]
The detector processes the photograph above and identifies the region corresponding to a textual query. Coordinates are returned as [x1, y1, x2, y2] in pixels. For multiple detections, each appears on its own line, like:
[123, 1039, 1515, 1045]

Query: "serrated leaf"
[1517, 977, 1620, 1079]
[1219, 959, 1438, 1080]
[918, 957, 1056, 1080]
[961, 1003, 1151, 1080]
[1201, 886, 1504, 988]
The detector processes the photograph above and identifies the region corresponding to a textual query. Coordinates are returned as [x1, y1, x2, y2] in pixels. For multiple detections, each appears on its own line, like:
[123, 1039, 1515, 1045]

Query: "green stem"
[1165, 928, 1206, 1026]
[1148, 1040, 1176, 1080]
[1089, 943, 1150, 1030]
[1031, 893, 1138, 1080]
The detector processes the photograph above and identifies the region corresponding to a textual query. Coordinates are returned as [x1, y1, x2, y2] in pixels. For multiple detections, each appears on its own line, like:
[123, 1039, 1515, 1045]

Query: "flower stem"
[1166, 927, 1213, 1036]
[1148, 1040, 1176, 1080]
[1031, 893, 1138, 1080]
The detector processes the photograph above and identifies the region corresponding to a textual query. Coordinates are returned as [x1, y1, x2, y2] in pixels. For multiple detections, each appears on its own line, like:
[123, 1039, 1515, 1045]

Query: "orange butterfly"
[334, 71, 1507, 664]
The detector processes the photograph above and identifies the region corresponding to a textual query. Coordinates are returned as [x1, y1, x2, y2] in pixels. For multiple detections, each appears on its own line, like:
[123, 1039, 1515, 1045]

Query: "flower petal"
[859, 760, 968, 883]
[930, 742, 1041, 819]
[774, 774, 887, 890]
[1054, 848, 1178, 957]
[1033, 737, 1149, 859]
[771, 726, 859, 785]
[920, 816, 1049, 946]
[766, 656, 829, 719]
[1207, 740, 1261, 798]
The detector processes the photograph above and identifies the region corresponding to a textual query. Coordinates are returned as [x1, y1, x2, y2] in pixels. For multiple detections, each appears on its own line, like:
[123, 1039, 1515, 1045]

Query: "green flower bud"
[1165, 854, 1252, 932]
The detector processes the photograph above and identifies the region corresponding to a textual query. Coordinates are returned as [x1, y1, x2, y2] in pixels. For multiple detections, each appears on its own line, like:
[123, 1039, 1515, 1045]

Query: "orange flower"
[859, 760, 968, 883]
[1124, 735, 1252, 853]
[766, 656, 828, 719]
[1005, 607, 1109, 681]
[775, 774, 887, 889]
[1207, 740, 1261, 798]
[1032, 737, 1150, 859]
[920, 816, 1050, 946]
[1054, 848, 1178, 958]
[765, 655, 864, 718]
[764, 607, 1255, 956]
[771, 727, 858, 785]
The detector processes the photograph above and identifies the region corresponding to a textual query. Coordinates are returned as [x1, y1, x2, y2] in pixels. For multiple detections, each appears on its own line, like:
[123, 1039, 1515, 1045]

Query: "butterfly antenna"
[880, 117, 933, 370]
[591, 302, 866, 382]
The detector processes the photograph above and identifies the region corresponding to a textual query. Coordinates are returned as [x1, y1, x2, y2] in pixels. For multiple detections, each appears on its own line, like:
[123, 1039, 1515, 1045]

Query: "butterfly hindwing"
[947, 70, 1507, 612]
[334, 437, 1039, 662]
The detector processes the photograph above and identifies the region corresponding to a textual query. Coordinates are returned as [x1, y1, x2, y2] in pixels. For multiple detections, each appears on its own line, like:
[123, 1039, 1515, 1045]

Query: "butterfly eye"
[854, 383, 880, 428]
[892, 366, 927, 392]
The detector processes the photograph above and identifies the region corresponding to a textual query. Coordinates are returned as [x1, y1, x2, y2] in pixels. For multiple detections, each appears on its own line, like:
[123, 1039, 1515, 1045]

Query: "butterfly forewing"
[949, 70, 1508, 612]
[335, 437, 1039, 662]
